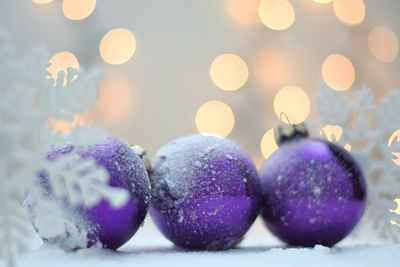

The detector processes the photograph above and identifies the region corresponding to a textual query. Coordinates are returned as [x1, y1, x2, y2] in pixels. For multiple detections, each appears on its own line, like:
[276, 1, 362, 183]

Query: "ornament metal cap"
[130, 145, 152, 174]
[275, 112, 309, 145]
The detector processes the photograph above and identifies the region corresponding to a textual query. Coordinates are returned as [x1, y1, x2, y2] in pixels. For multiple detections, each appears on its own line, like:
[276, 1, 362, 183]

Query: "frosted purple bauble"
[259, 139, 366, 247]
[150, 135, 262, 250]
[28, 135, 150, 250]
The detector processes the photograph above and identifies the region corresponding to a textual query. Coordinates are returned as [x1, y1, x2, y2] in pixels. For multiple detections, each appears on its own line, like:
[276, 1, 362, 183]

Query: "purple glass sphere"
[150, 135, 262, 250]
[259, 139, 366, 247]
[28, 135, 150, 250]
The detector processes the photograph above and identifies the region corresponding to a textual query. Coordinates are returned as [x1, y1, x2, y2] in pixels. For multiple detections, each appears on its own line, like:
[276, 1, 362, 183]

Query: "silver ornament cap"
[131, 145, 152, 174]
[275, 122, 309, 145]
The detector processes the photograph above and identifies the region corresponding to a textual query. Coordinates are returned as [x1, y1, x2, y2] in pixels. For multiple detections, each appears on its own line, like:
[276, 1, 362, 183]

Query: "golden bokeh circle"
[273, 85, 311, 124]
[48, 51, 80, 83]
[320, 125, 343, 142]
[253, 47, 291, 89]
[333, 0, 366, 26]
[32, 0, 53, 4]
[368, 26, 399, 62]
[99, 28, 136, 65]
[94, 75, 133, 124]
[210, 53, 249, 91]
[62, 0, 96, 21]
[258, 0, 295, 31]
[322, 54, 355, 91]
[313, 0, 332, 3]
[260, 129, 279, 159]
[388, 129, 400, 166]
[224, 0, 260, 26]
[195, 100, 235, 137]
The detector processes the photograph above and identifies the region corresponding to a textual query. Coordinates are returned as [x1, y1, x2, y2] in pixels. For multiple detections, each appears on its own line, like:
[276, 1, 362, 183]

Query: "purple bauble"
[27, 135, 150, 250]
[150, 135, 262, 250]
[259, 138, 366, 247]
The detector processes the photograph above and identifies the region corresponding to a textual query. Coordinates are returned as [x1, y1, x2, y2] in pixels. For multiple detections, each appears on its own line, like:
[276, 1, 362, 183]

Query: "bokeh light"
[258, 0, 295, 31]
[320, 124, 343, 142]
[389, 198, 400, 227]
[47, 51, 79, 84]
[48, 119, 72, 134]
[390, 199, 400, 214]
[252, 156, 266, 170]
[32, 0, 53, 4]
[274, 85, 310, 124]
[313, 0, 332, 3]
[92, 75, 134, 124]
[261, 128, 279, 159]
[224, 0, 260, 26]
[320, 124, 351, 151]
[368, 26, 399, 62]
[322, 54, 355, 91]
[388, 129, 400, 166]
[210, 53, 249, 91]
[389, 199, 400, 228]
[48, 116, 85, 134]
[344, 144, 351, 151]
[253, 47, 291, 89]
[100, 28, 136, 65]
[195, 100, 235, 137]
[333, 0, 366, 26]
[62, 0, 96, 21]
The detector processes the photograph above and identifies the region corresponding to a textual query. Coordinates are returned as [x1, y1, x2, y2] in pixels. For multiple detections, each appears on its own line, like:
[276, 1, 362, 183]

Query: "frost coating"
[259, 139, 366, 247]
[150, 134, 262, 250]
[26, 135, 151, 250]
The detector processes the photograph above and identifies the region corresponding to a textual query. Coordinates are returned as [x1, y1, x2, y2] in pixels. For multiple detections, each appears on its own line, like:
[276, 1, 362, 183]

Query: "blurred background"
[2, 0, 400, 247]
[1, 0, 399, 168]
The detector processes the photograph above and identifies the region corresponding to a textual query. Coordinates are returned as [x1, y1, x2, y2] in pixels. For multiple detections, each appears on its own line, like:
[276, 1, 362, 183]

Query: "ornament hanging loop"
[279, 112, 292, 125]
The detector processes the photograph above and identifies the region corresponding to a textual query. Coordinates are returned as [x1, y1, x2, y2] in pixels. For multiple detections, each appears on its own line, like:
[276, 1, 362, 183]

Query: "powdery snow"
[15, 240, 400, 267]
[8, 217, 400, 267]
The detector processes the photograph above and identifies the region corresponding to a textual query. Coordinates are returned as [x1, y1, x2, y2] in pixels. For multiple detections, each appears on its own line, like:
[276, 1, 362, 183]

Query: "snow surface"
[7, 217, 400, 267]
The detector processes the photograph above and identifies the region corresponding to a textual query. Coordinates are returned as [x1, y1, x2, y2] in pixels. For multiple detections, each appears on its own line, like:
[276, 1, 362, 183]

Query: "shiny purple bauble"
[29, 135, 150, 250]
[259, 139, 366, 247]
[150, 135, 262, 250]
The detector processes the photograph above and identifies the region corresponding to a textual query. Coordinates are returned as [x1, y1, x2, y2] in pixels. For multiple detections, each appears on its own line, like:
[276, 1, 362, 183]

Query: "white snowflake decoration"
[38, 151, 129, 208]
[0, 30, 128, 267]
[316, 83, 400, 241]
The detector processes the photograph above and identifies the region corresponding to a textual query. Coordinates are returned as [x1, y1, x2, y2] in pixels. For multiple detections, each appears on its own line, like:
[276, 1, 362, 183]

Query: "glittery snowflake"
[0, 30, 127, 267]
[315, 83, 400, 241]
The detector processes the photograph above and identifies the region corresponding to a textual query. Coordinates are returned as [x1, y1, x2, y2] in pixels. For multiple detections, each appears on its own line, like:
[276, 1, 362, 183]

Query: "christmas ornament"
[26, 135, 151, 250]
[259, 123, 367, 247]
[150, 134, 262, 250]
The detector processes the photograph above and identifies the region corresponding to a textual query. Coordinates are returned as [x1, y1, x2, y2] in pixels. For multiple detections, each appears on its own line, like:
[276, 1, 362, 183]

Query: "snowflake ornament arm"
[0, 166, 33, 267]
[43, 152, 129, 208]
[0, 30, 126, 267]
[316, 83, 400, 241]
[315, 83, 352, 126]
[43, 67, 100, 121]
